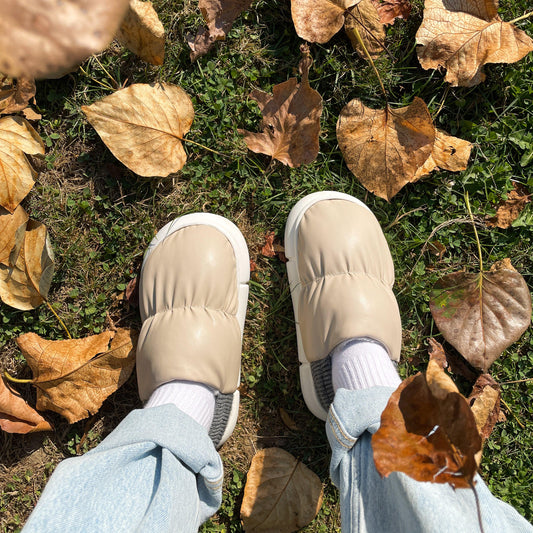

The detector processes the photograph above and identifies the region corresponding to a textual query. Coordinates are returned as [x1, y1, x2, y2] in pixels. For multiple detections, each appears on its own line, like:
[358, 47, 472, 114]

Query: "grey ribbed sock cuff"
[331, 338, 401, 392]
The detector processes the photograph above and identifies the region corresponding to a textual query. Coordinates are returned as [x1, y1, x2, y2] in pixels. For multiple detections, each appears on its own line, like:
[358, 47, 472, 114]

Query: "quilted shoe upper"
[136, 224, 242, 401]
[297, 199, 402, 363]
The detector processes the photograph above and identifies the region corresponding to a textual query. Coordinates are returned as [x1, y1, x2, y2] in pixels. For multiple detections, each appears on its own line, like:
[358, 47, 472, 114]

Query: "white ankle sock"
[144, 380, 216, 430]
[331, 338, 401, 392]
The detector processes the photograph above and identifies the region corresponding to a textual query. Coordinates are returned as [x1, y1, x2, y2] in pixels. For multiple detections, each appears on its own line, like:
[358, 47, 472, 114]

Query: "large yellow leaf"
[17, 328, 138, 424]
[0, 220, 54, 310]
[116, 0, 165, 65]
[0, 205, 28, 267]
[241, 447, 323, 532]
[336, 97, 435, 200]
[416, 0, 533, 87]
[0, 377, 52, 434]
[82, 83, 194, 177]
[0, 116, 44, 213]
[0, 0, 129, 79]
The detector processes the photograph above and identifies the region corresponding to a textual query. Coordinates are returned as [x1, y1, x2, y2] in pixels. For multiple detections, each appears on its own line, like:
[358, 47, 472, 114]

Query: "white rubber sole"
[284, 192, 370, 420]
[141, 213, 249, 447]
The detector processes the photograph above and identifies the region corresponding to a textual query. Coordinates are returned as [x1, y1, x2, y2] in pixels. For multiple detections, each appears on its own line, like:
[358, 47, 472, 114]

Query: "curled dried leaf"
[345, 0, 386, 59]
[0, 377, 52, 434]
[371, 0, 411, 25]
[486, 184, 530, 229]
[468, 373, 501, 442]
[241, 447, 323, 532]
[0, 205, 29, 267]
[372, 339, 482, 488]
[430, 260, 532, 372]
[82, 83, 194, 177]
[0, 75, 36, 115]
[17, 328, 138, 423]
[116, 0, 165, 65]
[0, 220, 54, 310]
[0, 116, 45, 213]
[187, 0, 253, 61]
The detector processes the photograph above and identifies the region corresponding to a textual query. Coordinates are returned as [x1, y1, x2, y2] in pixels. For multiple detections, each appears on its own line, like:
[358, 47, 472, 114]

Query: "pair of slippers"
[136, 192, 401, 448]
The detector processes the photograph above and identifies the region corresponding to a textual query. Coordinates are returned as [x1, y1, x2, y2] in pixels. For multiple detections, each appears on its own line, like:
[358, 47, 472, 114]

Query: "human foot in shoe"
[285, 192, 402, 420]
[136, 214, 249, 448]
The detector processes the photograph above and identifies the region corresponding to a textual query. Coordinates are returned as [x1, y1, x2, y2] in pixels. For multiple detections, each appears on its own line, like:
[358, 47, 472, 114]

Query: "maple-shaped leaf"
[416, 0, 533, 87]
[413, 129, 472, 180]
[371, 0, 411, 25]
[0, 220, 54, 310]
[0, 116, 44, 213]
[0, 75, 36, 115]
[241, 447, 323, 532]
[486, 183, 530, 229]
[468, 373, 501, 442]
[337, 97, 435, 200]
[187, 0, 253, 61]
[116, 0, 165, 66]
[430, 259, 531, 372]
[0, 205, 29, 267]
[82, 83, 194, 177]
[372, 339, 482, 488]
[16, 328, 138, 424]
[0, 0, 129, 79]
[0, 377, 52, 434]
[240, 45, 323, 168]
[291, 0, 385, 59]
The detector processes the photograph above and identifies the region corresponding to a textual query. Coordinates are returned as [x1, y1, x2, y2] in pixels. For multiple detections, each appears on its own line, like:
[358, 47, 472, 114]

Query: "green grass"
[1, 0, 533, 531]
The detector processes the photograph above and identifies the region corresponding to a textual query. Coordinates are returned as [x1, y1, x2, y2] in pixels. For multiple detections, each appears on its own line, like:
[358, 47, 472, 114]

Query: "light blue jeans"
[24, 388, 532, 532]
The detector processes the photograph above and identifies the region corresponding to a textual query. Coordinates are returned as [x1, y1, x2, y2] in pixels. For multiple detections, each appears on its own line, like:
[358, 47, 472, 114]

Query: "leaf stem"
[45, 300, 72, 339]
[500, 377, 533, 385]
[469, 481, 485, 533]
[509, 11, 533, 24]
[344, 12, 387, 101]
[177, 136, 226, 157]
[465, 192, 483, 274]
[500, 397, 525, 429]
[3, 371, 33, 384]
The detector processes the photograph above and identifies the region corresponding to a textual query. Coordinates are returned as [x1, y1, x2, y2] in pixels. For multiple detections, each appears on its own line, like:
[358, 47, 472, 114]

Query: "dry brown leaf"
[372, 338, 482, 488]
[291, 0, 358, 43]
[413, 129, 472, 180]
[187, 0, 253, 61]
[0, 116, 45, 213]
[261, 231, 276, 258]
[371, 0, 411, 25]
[0, 220, 54, 310]
[241, 447, 323, 532]
[486, 183, 530, 229]
[82, 83, 194, 177]
[337, 97, 435, 200]
[416, 0, 533, 87]
[22, 108, 42, 121]
[468, 373, 501, 442]
[345, 0, 386, 59]
[0, 75, 36, 115]
[17, 328, 138, 423]
[0, 377, 52, 434]
[0, 205, 29, 267]
[0, 0, 129, 79]
[430, 259, 532, 372]
[240, 46, 322, 168]
[116, 0, 165, 65]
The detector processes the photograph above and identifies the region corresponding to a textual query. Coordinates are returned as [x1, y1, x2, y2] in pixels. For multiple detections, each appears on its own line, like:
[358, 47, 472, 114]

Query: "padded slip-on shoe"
[136, 213, 249, 448]
[284, 191, 402, 420]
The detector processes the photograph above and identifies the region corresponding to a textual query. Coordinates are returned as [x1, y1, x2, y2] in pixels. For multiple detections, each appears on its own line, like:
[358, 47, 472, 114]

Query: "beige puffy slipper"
[136, 213, 249, 447]
[285, 192, 401, 420]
